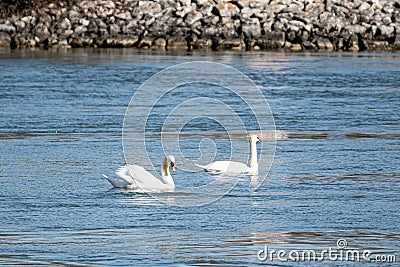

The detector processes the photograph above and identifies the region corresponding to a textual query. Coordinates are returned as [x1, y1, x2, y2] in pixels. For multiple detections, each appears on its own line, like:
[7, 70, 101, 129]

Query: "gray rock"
[302, 41, 317, 50]
[122, 37, 138, 47]
[377, 25, 394, 39]
[0, 32, 11, 47]
[87, 21, 98, 33]
[79, 19, 90, 27]
[272, 21, 285, 31]
[14, 20, 26, 32]
[292, 15, 310, 25]
[344, 25, 367, 35]
[74, 26, 87, 36]
[58, 18, 72, 30]
[34, 23, 51, 40]
[257, 31, 285, 49]
[0, 24, 16, 34]
[290, 43, 302, 51]
[108, 24, 120, 36]
[267, 4, 286, 14]
[191, 38, 212, 50]
[332, 37, 344, 50]
[213, 3, 239, 17]
[346, 34, 359, 51]
[68, 10, 81, 20]
[137, 37, 152, 48]
[281, 3, 303, 13]
[218, 38, 245, 51]
[362, 40, 389, 50]
[69, 38, 84, 47]
[393, 32, 400, 48]
[115, 13, 127, 20]
[151, 38, 166, 49]
[167, 37, 187, 50]
[262, 21, 274, 32]
[241, 18, 261, 38]
[185, 11, 203, 25]
[57, 39, 71, 48]
[316, 37, 334, 50]
[21, 16, 35, 25]
[358, 2, 372, 12]
[96, 19, 107, 29]
[241, 7, 255, 20]
[58, 29, 74, 39]
[382, 16, 392, 25]
[299, 30, 309, 42]
[102, 1, 116, 9]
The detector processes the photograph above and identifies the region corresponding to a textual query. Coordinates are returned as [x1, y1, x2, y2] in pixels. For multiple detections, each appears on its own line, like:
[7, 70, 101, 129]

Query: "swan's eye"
[170, 162, 174, 167]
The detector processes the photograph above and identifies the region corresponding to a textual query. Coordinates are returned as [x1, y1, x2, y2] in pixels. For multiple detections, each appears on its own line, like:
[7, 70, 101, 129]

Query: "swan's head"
[249, 134, 261, 143]
[166, 155, 175, 172]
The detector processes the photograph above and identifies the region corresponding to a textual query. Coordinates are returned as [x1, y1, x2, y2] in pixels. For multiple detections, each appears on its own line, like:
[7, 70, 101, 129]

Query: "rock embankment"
[0, 0, 399, 51]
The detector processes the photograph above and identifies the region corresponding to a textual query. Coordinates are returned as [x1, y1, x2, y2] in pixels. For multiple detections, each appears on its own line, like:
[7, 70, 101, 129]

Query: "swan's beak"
[171, 164, 175, 172]
[257, 137, 261, 143]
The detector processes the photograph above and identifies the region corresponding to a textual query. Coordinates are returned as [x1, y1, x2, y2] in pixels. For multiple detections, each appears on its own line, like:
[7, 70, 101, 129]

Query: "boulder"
[108, 24, 120, 36]
[290, 43, 302, 51]
[302, 41, 317, 50]
[102, 1, 116, 9]
[316, 37, 334, 50]
[241, 18, 261, 38]
[73, 25, 87, 36]
[218, 38, 245, 50]
[34, 23, 51, 40]
[256, 31, 285, 49]
[121, 37, 138, 47]
[346, 34, 359, 51]
[167, 37, 187, 50]
[14, 20, 26, 32]
[79, 19, 90, 27]
[212, 3, 239, 17]
[185, 11, 203, 25]
[0, 24, 16, 34]
[0, 32, 11, 47]
[191, 38, 213, 50]
[152, 38, 166, 49]
[377, 25, 394, 39]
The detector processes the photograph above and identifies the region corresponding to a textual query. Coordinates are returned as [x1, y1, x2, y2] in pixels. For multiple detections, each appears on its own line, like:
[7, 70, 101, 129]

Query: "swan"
[195, 134, 261, 175]
[103, 155, 176, 191]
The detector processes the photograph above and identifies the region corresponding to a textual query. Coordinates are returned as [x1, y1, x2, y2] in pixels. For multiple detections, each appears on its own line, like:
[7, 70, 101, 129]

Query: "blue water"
[0, 49, 399, 266]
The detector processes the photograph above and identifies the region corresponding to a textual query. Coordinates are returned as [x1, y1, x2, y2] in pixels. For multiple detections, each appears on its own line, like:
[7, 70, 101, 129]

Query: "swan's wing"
[198, 161, 250, 174]
[116, 165, 135, 184]
[225, 161, 254, 174]
[127, 164, 166, 189]
[194, 163, 210, 170]
[103, 174, 132, 188]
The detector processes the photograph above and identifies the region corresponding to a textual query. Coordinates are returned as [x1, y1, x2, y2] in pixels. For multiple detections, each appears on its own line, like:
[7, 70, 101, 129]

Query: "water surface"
[0, 49, 399, 266]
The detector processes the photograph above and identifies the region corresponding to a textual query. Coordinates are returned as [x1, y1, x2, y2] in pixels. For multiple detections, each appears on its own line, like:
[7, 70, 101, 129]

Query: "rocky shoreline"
[0, 0, 399, 51]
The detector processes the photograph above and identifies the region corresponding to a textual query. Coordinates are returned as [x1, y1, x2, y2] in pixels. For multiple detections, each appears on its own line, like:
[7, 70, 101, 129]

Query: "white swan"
[103, 155, 176, 191]
[195, 134, 261, 175]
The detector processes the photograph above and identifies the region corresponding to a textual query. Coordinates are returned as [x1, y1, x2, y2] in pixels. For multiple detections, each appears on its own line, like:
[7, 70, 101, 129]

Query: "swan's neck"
[161, 160, 174, 185]
[249, 140, 258, 170]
